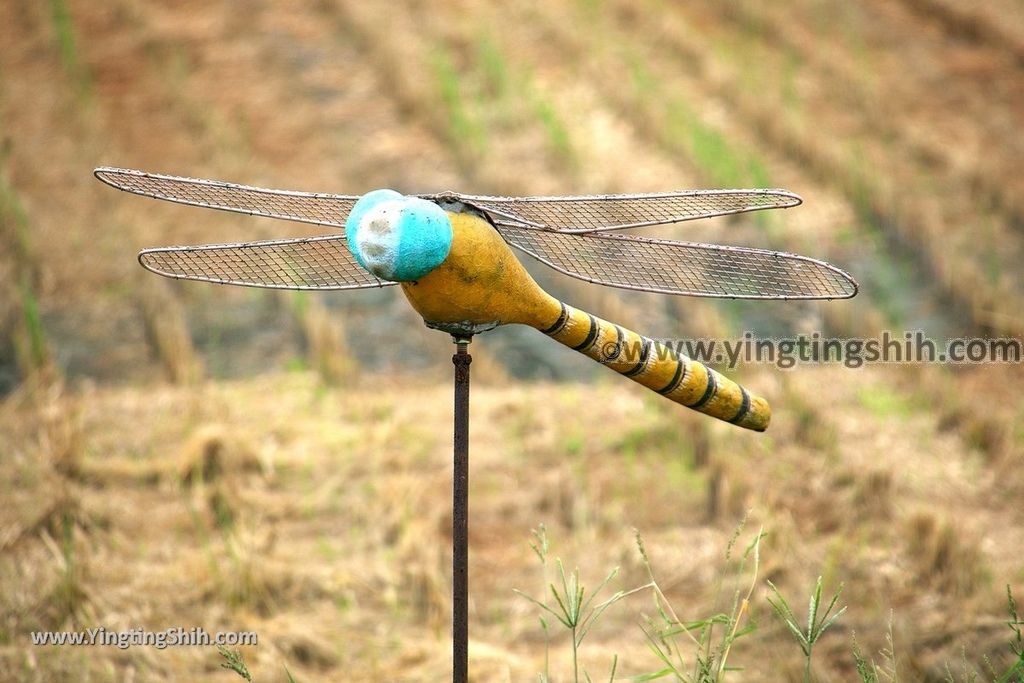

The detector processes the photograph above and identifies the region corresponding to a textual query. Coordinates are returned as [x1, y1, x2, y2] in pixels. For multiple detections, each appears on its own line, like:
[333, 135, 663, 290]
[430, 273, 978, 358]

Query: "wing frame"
[495, 221, 858, 300]
[96, 167, 804, 235]
[95, 166, 361, 229]
[461, 188, 803, 233]
[138, 234, 397, 291]
[99, 167, 853, 299]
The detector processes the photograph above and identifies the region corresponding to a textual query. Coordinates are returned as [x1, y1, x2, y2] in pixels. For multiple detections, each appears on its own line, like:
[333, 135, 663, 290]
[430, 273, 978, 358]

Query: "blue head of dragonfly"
[345, 190, 453, 282]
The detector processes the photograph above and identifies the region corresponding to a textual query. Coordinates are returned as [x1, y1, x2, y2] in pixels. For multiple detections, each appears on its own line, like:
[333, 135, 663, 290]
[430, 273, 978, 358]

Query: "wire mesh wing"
[100, 167, 847, 296]
[95, 168, 801, 236]
[95, 167, 357, 228]
[497, 223, 857, 299]
[138, 235, 396, 290]
[465, 189, 802, 233]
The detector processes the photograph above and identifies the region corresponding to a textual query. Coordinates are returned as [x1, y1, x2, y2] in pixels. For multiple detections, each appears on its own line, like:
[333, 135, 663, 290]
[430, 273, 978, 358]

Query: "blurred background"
[1, 0, 1022, 680]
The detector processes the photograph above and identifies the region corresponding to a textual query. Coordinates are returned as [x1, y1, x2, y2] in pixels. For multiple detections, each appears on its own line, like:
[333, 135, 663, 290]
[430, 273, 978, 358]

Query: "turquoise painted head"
[345, 190, 453, 282]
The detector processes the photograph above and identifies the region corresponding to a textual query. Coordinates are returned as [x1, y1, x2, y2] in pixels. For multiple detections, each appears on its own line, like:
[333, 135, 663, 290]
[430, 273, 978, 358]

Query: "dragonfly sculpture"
[95, 167, 857, 432]
[96, 166, 856, 682]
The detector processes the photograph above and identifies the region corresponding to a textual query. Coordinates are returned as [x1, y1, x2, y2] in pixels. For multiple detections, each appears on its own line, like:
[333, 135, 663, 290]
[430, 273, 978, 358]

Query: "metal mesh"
[95, 167, 356, 228]
[96, 167, 800, 233]
[100, 167, 854, 299]
[499, 223, 857, 299]
[138, 235, 394, 290]
[466, 189, 802, 233]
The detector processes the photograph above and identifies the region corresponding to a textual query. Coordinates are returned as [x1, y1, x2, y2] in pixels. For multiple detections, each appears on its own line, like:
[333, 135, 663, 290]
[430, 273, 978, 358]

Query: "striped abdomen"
[539, 302, 770, 431]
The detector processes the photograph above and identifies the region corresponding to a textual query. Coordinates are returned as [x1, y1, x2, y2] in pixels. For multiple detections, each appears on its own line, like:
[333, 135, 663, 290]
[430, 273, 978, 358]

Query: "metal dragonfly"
[95, 167, 857, 432]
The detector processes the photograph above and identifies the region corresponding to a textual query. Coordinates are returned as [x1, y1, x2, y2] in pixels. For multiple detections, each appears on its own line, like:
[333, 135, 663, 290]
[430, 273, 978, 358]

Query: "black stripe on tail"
[657, 360, 686, 395]
[572, 315, 599, 351]
[542, 302, 569, 335]
[690, 368, 718, 408]
[623, 338, 651, 377]
[729, 387, 752, 425]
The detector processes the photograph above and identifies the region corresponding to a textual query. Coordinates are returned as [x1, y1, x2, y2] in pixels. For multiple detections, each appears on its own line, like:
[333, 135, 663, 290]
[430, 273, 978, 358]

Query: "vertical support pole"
[451, 335, 472, 683]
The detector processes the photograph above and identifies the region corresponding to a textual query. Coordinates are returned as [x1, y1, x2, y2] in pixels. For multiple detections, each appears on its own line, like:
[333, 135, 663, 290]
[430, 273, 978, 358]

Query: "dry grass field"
[1, 1, 1023, 681]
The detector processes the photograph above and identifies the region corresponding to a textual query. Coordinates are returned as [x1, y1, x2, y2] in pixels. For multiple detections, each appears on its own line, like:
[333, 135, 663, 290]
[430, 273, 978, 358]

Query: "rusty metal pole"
[451, 335, 472, 683]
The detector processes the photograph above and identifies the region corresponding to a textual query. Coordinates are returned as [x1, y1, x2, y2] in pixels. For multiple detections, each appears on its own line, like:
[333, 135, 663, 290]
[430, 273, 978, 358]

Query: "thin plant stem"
[573, 623, 579, 683]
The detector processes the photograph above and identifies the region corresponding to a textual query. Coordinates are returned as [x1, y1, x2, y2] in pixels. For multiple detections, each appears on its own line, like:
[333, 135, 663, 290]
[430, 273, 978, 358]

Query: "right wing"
[465, 188, 802, 233]
[497, 222, 857, 300]
[95, 167, 358, 228]
[138, 235, 395, 290]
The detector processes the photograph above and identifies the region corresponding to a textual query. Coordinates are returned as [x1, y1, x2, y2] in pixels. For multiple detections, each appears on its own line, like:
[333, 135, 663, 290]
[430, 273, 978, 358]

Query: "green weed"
[218, 643, 299, 682]
[17, 275, 51, 374]
[49, 0, 79, 73]
[994, 585, 1024, 683]
[766, 576, 847, 683]
[852, 619, 899, 683]
[562, 431, 586, 457]
[645, 86, 775, 196]
[0, 169, 34, 265]
[516, 524, 640, 682]
[432, 47, 487, 159]
[626, 51, 659, 99]
[780, 50, 803, 113]
[533, 93, 576, 167]
[856, 385, 922, 420]
[851, 588, 1024, 682]
[478, 36, 511, 100]
[474, 34, 576, 167]
[635, 526, 762, 682]
[1, 170, 53, 380]
[612, 422, 680, 460]
[685, 111, 769, 191]
[48, 0, 92, 99]
[53, 510, 85, 625]
[621, 47, 775, 192]
[218, 645, 253, 681]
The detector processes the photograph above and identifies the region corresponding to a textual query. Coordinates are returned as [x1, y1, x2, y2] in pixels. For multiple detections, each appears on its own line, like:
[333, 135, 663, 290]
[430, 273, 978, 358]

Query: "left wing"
[95, 167, 358, 228]
[138, 235, 395, 290]
[497, 222, 857, 300]
[464, 189, 802, 233]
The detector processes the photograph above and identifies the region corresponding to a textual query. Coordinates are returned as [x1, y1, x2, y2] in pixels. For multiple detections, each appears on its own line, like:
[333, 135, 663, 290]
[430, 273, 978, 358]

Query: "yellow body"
[402, 208, 770, 431]
[402, 210, 562, 332]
